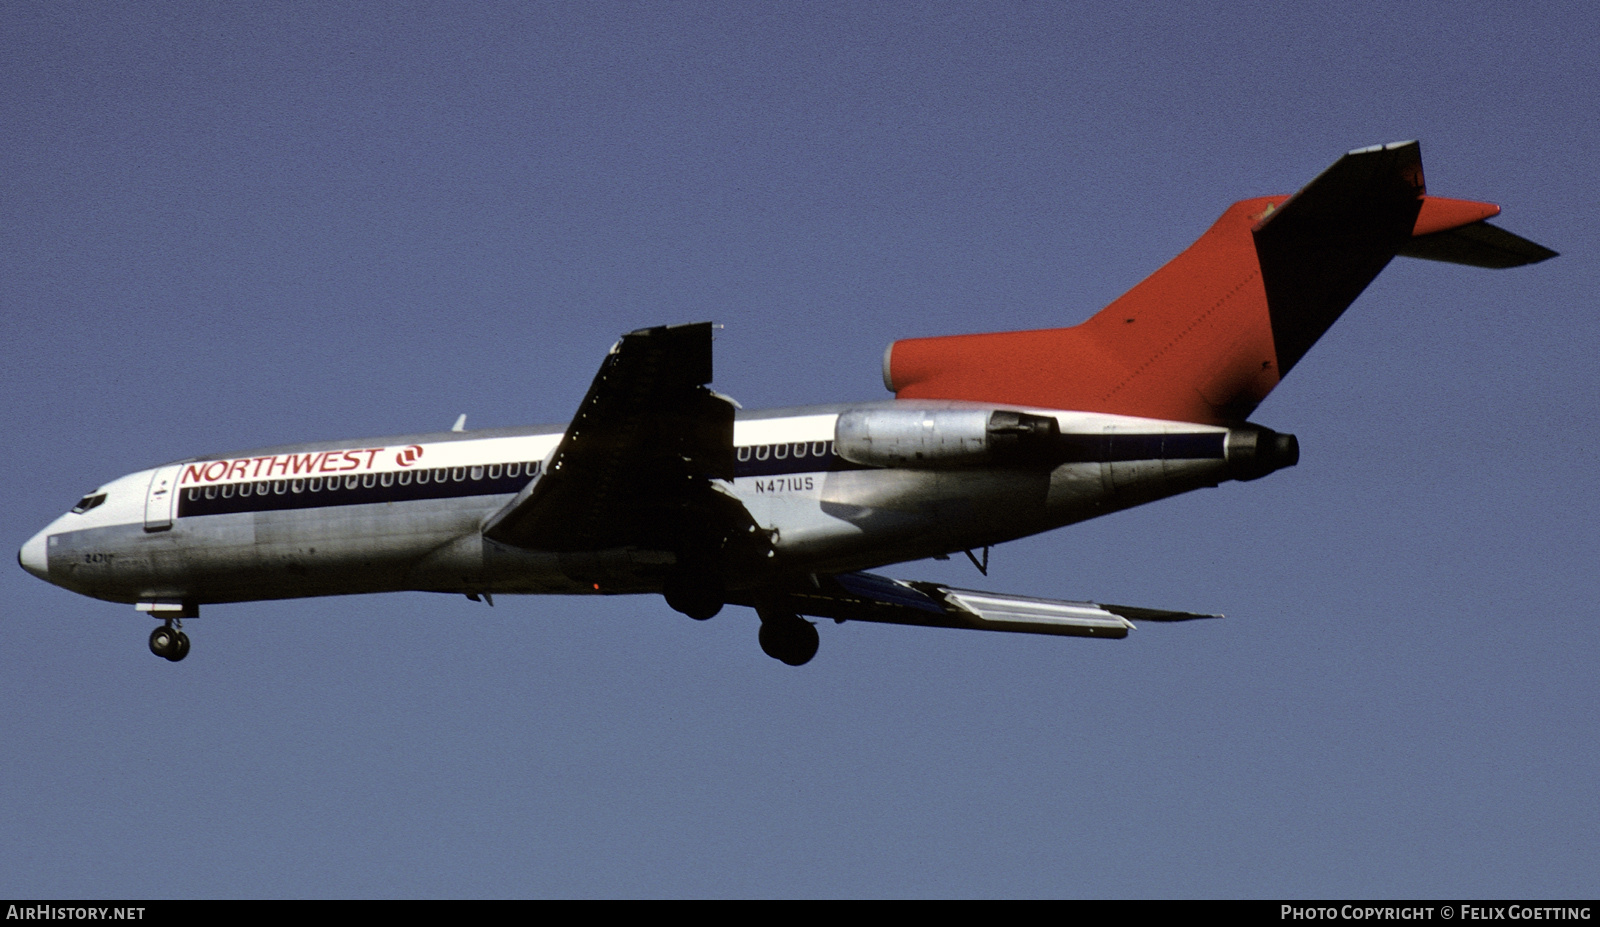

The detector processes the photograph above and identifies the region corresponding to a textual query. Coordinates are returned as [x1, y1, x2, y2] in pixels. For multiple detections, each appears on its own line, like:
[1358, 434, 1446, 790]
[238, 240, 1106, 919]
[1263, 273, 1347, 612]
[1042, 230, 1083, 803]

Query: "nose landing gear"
[149, 622, 191, 662]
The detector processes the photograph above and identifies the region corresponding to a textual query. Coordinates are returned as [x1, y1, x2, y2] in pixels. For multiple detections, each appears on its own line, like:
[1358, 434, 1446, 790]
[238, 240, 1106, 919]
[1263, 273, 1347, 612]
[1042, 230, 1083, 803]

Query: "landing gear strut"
[757, 607, 819, 666]
[663, 569, 725, 621]
[149, 622, 190, 662]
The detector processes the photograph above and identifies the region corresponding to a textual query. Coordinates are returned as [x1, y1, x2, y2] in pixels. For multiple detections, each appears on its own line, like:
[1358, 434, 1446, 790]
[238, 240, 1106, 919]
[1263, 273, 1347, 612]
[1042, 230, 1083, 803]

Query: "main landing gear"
[659, 569, 819, 666]
[757, 607, 819, 667]
[663, 568, 725, 621]
[149, 622, 190, 662]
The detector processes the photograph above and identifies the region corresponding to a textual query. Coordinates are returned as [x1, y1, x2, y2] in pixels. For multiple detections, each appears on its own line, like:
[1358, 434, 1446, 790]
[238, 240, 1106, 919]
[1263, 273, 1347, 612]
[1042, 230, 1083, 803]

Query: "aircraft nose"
[19, 529, 49, 581]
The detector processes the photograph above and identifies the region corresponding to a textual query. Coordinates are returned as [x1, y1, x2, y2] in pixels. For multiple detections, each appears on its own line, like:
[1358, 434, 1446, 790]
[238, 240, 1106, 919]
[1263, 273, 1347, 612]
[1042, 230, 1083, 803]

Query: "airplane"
[18, 141, 1555, 666]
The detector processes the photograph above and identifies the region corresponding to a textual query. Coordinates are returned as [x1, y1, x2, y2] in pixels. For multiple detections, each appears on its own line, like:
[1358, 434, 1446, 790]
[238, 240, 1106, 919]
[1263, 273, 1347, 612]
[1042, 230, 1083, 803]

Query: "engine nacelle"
[835, 408, 1061, 469]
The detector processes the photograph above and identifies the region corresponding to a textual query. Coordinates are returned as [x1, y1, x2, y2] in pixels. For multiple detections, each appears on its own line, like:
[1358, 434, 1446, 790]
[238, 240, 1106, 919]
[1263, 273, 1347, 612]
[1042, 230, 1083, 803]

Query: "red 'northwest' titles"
[182, 449, 388, 485]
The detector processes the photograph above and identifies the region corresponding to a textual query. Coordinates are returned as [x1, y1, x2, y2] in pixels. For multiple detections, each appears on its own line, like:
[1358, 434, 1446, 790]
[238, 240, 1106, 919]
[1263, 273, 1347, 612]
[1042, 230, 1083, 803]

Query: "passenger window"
[489, 464, 502, 479]
[736, 447, 751, 462]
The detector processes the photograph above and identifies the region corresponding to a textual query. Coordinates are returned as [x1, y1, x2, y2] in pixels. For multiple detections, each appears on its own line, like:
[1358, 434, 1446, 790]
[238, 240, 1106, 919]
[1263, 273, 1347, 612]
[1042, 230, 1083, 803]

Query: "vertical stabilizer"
[1251, 141, 1424, 378]
[885, 142, 1552, 425]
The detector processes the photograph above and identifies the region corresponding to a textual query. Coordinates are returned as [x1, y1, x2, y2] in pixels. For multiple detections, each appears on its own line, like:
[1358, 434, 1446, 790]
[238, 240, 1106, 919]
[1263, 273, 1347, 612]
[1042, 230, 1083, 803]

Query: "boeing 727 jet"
[18, 142, 1555, 665]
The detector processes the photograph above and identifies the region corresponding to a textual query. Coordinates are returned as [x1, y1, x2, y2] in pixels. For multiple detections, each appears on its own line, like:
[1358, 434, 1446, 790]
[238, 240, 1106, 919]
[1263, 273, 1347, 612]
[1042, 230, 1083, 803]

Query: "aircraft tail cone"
[1226, 426, 1299, 482]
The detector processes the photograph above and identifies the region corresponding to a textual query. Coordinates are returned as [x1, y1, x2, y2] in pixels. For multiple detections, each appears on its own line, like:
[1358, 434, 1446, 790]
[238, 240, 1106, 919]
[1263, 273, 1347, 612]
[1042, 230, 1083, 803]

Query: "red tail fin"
[885, 142, 1553, 425]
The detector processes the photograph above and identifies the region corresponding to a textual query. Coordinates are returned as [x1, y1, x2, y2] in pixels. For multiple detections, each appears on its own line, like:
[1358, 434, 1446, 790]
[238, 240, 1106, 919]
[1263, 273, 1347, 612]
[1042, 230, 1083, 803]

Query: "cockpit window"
[71, 493, 107, 514]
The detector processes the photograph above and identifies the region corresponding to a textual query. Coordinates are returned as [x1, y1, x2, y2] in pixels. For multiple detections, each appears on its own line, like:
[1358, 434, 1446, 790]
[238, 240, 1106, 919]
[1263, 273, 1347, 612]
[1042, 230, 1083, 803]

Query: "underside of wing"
[738, 571, 1220, 641]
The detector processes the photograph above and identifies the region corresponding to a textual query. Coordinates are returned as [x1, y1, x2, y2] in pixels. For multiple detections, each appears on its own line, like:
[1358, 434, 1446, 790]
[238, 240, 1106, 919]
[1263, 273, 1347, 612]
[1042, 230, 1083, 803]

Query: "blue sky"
[3, 3, 1595, 898]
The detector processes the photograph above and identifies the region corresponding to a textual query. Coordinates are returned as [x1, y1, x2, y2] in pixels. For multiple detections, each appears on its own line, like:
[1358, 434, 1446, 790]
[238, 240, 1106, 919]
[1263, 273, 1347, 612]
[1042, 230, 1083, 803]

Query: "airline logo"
[176, 435, 559, 487]
[181, 449, 390, 485]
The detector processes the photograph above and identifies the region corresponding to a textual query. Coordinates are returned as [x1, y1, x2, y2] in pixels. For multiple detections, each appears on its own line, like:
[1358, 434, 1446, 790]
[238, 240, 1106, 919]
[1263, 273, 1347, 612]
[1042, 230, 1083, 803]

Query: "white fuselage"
[20, 401, 1243, 610]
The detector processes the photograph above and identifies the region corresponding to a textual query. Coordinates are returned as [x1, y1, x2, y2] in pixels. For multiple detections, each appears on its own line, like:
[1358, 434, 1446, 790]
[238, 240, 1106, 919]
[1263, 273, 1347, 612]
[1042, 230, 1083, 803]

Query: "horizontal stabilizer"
[1399, 220, 1558, 268]
[744, 571, 1219, 640]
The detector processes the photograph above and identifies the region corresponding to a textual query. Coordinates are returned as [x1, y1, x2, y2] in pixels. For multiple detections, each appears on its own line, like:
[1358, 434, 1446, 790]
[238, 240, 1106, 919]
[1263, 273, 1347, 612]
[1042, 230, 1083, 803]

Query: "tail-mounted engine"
[835, 408, 1062, 468]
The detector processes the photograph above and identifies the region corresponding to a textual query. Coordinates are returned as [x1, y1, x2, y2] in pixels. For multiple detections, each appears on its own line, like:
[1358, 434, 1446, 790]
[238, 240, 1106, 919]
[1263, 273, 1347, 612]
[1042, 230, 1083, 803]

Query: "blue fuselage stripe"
[179, 470, 535, 518]
[1058, 432, 1226, 462]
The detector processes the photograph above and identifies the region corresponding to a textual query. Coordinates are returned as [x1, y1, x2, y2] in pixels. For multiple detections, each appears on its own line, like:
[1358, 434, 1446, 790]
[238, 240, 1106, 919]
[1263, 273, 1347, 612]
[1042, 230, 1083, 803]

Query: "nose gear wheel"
[148, 623, 191, 662]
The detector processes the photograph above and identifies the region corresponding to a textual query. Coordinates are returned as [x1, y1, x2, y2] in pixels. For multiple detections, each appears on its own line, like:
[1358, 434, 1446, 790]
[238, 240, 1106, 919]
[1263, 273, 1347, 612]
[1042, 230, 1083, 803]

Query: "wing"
[739, 570, 1220, 640]
[482, 322, 760, 558]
